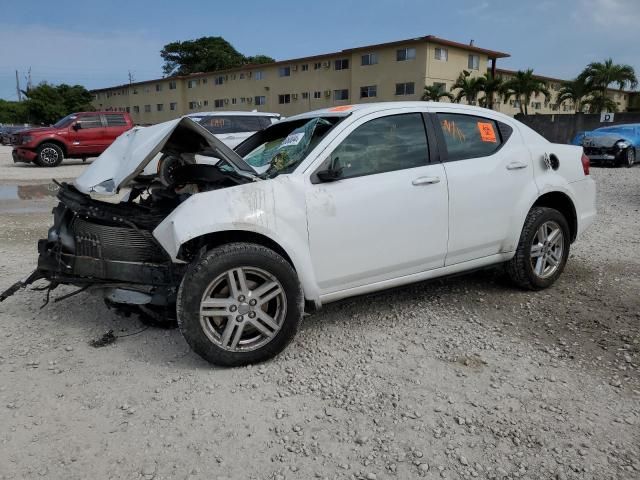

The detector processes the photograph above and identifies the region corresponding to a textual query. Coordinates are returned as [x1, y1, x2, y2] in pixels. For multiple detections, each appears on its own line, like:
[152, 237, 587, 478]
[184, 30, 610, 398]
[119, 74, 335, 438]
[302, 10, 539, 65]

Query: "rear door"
[432, 110, 537, 265]
[102, 113, 130, 149]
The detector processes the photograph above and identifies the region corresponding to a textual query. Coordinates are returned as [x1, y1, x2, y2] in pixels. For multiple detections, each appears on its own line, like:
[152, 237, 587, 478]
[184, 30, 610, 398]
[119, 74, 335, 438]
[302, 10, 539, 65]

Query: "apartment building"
[494, 68, 632, 116]
[92, 35, 509, 124]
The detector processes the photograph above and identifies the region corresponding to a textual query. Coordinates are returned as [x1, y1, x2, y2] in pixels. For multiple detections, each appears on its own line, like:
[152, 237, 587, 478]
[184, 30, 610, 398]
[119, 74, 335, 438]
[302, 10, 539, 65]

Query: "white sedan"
[2, 102, 596, 367]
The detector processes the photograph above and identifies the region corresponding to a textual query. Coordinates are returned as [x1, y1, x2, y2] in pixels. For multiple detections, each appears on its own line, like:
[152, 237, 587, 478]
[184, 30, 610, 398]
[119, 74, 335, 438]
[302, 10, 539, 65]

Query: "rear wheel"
[177, 243, 303, 367]
[35, 143, 64, 167]
[506, 207, 570, 290]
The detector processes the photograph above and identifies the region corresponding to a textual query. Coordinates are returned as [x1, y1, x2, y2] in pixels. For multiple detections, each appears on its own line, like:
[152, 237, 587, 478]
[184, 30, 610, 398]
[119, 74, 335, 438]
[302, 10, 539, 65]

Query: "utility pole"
[25, 67, 32, 91]
[15, 70, 22, 101]
[128, 71, 135, 84]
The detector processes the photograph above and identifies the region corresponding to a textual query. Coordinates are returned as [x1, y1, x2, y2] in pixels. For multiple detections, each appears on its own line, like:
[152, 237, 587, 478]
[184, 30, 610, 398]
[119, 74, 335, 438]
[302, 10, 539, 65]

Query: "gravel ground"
[0, 145, 638, 480]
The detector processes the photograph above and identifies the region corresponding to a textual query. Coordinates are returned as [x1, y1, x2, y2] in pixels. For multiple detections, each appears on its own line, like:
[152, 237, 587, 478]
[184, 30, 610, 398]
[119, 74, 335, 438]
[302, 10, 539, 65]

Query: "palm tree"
[579, 58, 637, 112]
[555, 77, 593, 112]
[501, 69, 550, 115]
[421, 84, 454, 102]
[450, 71, 485, 105]
[583, 93, 618, 114]
[479, 72, 504, 110]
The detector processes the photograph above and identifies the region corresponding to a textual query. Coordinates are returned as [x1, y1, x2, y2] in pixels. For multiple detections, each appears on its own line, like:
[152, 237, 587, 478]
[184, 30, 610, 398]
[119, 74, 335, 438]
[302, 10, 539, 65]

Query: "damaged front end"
[1, 117, 257, 306]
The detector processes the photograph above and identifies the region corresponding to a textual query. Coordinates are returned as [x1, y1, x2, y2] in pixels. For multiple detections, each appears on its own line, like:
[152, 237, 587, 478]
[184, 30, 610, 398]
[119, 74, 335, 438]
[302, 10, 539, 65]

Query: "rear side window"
[328, 113, 429, 179]
[437, 113, 510, 161]
[105, 114, 127, 127]
[77, 114, 102, 129]
[195, 115, 269, 134]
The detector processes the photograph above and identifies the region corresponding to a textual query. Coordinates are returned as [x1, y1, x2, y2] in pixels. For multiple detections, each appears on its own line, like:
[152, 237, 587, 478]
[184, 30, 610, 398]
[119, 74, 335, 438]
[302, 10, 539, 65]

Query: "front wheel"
[622, 148, 635, 168]
[35, 143, 64, 167]
[506, 207, 570, 290]
[177, 243, 303, 367]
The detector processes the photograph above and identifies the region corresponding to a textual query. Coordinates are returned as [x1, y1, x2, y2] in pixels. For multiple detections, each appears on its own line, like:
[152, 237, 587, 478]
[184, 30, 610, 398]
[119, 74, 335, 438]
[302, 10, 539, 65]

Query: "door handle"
[412, 176, 440, 186]
[506, 161, 528, 170]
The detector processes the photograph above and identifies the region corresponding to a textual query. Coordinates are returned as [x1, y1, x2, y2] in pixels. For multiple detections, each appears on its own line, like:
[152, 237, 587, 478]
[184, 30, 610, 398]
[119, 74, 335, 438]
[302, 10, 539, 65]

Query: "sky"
[1, 0, 639, 100]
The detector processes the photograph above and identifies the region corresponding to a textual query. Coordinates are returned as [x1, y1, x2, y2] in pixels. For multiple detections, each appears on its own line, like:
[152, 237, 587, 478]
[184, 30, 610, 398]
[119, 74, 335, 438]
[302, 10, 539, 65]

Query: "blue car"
[571, 123, 640, 168]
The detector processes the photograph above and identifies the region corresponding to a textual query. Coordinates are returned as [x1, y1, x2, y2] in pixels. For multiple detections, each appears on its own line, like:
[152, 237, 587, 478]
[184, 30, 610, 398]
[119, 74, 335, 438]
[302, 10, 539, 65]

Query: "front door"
[69, 113, 105, 154]
[305, 111, 449, 295]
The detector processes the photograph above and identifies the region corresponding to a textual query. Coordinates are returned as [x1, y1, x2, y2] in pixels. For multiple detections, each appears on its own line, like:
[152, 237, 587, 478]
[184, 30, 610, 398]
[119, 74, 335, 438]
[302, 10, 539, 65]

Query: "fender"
[152, 176, 322, 303]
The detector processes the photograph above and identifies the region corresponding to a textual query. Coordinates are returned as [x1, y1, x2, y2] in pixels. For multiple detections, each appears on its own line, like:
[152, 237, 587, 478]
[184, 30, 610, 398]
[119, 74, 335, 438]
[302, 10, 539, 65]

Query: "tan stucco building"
[92, 35, 508, 124]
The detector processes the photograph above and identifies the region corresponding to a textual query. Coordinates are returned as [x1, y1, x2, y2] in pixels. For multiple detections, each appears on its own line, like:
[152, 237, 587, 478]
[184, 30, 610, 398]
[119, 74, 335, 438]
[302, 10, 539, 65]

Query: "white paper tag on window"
[190, 117, 202, 122]
[281, 132, 304, 147]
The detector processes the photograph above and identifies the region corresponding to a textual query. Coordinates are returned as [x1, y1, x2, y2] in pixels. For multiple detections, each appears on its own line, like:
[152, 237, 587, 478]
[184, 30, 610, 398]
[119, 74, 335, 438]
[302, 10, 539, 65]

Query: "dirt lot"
[0, 145, 638, 480]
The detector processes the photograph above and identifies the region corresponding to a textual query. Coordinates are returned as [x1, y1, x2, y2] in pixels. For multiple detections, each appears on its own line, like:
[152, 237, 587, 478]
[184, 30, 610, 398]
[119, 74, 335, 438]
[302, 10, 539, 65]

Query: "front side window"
[77, 114, 102, 129]
[397, 48, 416, 61]
[327, 113, 428, 180]
[437, 113, 508, 161]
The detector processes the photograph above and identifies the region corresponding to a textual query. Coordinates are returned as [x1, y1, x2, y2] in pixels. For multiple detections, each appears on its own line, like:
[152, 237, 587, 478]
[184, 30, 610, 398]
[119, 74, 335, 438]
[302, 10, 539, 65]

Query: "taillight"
[581, 152, 590, 176]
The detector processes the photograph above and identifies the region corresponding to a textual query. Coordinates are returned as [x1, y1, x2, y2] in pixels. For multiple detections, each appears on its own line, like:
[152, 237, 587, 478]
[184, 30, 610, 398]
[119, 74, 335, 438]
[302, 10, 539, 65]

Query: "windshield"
[53, 114, 78, 129]
[236, 116, 342, 177]
[191, 115, 274, 134]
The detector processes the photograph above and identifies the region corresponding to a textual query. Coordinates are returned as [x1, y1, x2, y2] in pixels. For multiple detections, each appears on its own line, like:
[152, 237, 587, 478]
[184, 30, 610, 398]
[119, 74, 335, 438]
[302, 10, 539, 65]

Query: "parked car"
[187, 111, 281, 148]
[1, 102, 596, 367]
[0, 125, 30, 145]
[12, 112, 133, 167]
[572, 123, 640, 167]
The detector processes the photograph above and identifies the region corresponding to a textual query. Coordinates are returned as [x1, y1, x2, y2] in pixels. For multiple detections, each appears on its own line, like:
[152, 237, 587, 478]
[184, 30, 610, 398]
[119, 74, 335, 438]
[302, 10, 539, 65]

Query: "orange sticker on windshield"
[477, 122, 497, 143]
[329, 105, 354, 112]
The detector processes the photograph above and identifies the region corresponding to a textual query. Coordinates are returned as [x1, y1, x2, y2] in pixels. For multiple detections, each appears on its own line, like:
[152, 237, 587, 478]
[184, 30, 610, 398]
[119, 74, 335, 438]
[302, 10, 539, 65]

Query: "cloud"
[458, 1, 490, 15]
[0, 24, 164, 100]
[575, 0, 640, 28]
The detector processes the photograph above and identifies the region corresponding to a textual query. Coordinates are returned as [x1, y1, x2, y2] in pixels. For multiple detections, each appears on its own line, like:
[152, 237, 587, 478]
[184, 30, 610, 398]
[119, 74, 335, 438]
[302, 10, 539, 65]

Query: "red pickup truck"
[12, 111, 133, 167]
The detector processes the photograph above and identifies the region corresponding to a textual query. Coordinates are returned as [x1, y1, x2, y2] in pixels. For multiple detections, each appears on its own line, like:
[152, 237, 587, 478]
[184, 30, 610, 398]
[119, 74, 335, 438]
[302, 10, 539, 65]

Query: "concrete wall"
[515, 112, 640, 144]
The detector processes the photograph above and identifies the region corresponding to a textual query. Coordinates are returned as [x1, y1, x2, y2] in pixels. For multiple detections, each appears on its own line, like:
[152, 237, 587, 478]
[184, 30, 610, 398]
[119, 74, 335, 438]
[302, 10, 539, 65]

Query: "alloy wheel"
[199, 267, 287, 352]
[530, 221, 564, 279]
[40, 147, 59, 165]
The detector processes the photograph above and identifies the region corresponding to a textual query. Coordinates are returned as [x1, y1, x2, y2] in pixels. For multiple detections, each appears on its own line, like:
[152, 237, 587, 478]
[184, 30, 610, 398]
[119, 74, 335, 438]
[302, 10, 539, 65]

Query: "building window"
[434, 47, 448, 61]
[397, 48, 416, 61]
[301, 64, 309, 71]
[334, 89, 349, 100]
[156, 104, 163, 111]
[335, 59, 349, 70]
[279, 94, 291, 104]
[214, 76, 224, 85]
[433, 82, 446, 92]
[239, 73, 245, 79]
[169, 81, 176, 90]
[188, 101, 197, 109]
[155, 84, 162, 92]
[188, 79, 199, 88]
[279, 66, 291, 77]
[254, 96, 266, 105]
[468, 54, 480, 70]
[360, 85, 377, 98]
[395, 82, 415, 96]
[202, 78, 208, 84]
[313, 62, 322, 70]
[313, 91, 322, 99]
[170, 102, 177, 111]
[361, 53, 378, 66]
[214, 99, 224, 108]
[144, 104, 151, 112]
[255, 71, 265, 80]
[231, 98, 237, 105]
[133, 106, 140, 113]
[301, 92, 309, 99]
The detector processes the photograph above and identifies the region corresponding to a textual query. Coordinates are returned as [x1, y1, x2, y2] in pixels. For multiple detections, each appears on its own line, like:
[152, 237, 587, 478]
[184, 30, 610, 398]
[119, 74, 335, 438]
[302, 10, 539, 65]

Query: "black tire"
[35, 142, 64, 167]
[506, 207, 570, 290]
[622, 148, 635, 168]
[177, 243, 303, 367]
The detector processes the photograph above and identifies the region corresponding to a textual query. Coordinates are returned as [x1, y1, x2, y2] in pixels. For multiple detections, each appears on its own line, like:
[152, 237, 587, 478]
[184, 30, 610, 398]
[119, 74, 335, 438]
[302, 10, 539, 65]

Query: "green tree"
[0, 99, 28, 124]
[583, 93, 619, 114]
[161, 36, 275, 76]
[555, 77, 593, 112]
[501, 69, 550, 115]
[579, 58, 637, 112]
[421, 84, 454, 102]
[479, 72, 504, 110]
[21, 82, 94, 125]
[450, 71, 486, 105]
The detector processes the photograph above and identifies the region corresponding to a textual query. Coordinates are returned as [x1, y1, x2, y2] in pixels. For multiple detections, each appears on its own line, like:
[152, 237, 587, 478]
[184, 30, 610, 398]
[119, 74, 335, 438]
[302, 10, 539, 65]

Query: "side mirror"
[72, 123, 82, 131]
[316, 157, 343, 183]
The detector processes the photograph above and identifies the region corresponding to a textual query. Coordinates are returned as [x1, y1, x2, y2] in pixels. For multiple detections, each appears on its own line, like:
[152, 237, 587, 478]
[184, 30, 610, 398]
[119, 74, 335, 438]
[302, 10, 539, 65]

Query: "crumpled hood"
[74, 117, 257, 196]
[581, 131, 630, 148]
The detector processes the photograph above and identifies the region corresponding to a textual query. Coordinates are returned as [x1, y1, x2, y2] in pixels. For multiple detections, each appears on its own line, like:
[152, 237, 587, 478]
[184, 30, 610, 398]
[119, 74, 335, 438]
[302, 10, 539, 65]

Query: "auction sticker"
[281, 132, 305, 147]
[477, 122, 497, 143]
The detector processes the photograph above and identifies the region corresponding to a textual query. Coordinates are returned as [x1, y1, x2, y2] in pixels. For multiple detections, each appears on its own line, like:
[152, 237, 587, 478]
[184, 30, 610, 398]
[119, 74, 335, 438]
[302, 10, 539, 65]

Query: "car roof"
[186, 111, 281, 118]
[282, 101, 514, 122]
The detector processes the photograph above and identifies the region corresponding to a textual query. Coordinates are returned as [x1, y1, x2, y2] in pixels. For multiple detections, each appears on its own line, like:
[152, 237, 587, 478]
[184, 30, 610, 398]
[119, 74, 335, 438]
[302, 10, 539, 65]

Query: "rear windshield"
[192, 115, 274, 134]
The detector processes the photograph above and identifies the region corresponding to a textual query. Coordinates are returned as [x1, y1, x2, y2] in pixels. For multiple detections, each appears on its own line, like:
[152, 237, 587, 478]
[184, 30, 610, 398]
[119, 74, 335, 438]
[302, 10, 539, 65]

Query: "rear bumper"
[12, 147, 37, 163]
[570, 177, 597, 239]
